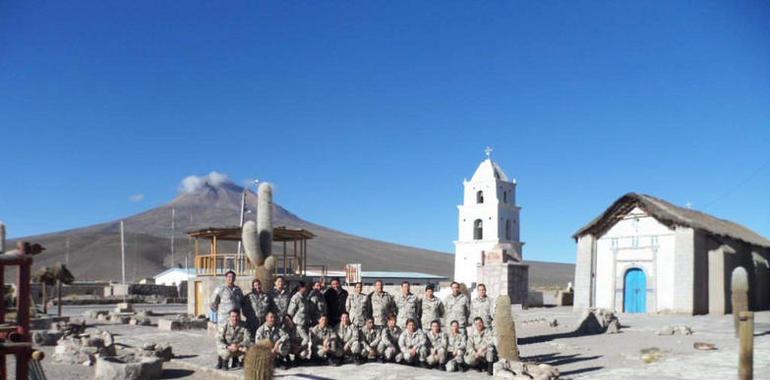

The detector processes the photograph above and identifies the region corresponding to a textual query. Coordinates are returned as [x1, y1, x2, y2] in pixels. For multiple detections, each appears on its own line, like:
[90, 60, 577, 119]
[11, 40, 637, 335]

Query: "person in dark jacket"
[323, 278, 348, 326]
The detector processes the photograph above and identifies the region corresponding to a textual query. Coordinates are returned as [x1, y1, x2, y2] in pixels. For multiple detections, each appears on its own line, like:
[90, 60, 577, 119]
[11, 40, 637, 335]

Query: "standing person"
[287, 282, 312, 329]
[242, 278, 270, 336]
[470, 283, 495, 329]
[421, 284, 444, 328]
[444, 282, 470, 331]
[360, 317, 381, 361]
[308, 280, 328, 325]
[377, 314, 402, 363]
[210, 270, 244, 326]
[270, 276, 291, 325]
[254, 311, 292, 369]
[445, 320, 467, 372]
[464, 317, 497, 375]
[395, 281, 421, 328]
[323, 278, 348, 327]
[397, 318, 428, 366]
[216, 309, 250, 370]
[309, 315, 343, 366]
[368, 280, 394, 327]
[425, 320, 449, 369]
[336, 312, 363, 364]
[345, 282, 369, 327]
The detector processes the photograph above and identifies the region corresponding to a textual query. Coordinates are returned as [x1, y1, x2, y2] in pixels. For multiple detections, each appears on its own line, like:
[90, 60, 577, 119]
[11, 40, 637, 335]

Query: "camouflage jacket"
[379, 325, 402, 347]
[444, 293, 470, 326]
[470, 296, 495, 327]
[287, 292, 312, 327]
[336, 322, 360, 344]
[217, 321, 250, 349]
[345, 292, 369, 326]
[447, 330, 467, 353]
[211, 285, 244, 321]
[309, 289, 327, 322]
[270, 288, 291, 322]
[368, 291, 395, 325]
[361, 325, 381, 347]
[309, 325, 338, 345]
[394, 293, 421, 326]
[254, 323, 288, 345]
[466, 328, 496, 353]
[242, 291, 271, 326]
[421, 296, 444, 327]
[425, 330, 449, 350]
[398, 329, 426, 352]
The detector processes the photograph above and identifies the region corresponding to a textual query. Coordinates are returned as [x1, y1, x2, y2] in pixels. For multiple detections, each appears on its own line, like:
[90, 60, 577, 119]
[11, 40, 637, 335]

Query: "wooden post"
[738, 311, 754, 380]
[41, 284, 47, 314]
[57, 280, 63, 317]
[732, 267, 749, 337]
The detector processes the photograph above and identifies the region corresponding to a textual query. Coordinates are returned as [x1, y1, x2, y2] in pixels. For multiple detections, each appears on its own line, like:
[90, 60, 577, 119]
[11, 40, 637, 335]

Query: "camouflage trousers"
[342, 340, 362, 356]
[464, 347, 497, 367]
[361, 343, 379, 359]
[397, 347, 428, 364]
[217, 345, 247, 360]
[377, 342, 399, 361]
[314, 342, 343, 359]
[445, 349, 466, 372]
[426, 347, 447, 366]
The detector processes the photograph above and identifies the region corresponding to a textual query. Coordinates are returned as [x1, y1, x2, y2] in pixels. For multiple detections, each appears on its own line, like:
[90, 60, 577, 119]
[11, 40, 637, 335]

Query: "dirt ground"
[7, 306, 769, 379]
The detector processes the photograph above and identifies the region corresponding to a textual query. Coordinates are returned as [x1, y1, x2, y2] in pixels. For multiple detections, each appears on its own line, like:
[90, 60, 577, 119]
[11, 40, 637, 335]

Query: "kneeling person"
[217, 309, 251, 370]
[377, 314, 402, 362]
[254, 312, 291, 368]
[446, 320, 467, 372]
[464, 317, 497, 375]
[337, 312, 363, 363]
[397, 318, 428, 366]
[425, 320, 448, 369]
[310, 315, 343, 366]
[360, 317, 381, 360]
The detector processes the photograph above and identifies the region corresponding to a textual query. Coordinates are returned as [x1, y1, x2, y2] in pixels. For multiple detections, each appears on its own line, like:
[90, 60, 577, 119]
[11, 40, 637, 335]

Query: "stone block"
[109, 314, 131, 324]
[157, 317, 207, 331]
[94, 356, 163, 380]
[32, 330, 63, 346]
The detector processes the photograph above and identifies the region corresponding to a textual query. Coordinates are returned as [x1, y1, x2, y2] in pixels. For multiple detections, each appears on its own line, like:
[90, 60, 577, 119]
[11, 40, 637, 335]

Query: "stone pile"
[519, 317, 558, 328]
[656, 325, 693, 336]
[135, 343, 174, 362]
[53, 330, 116, 366]
[575, 308, 620, 335]
[94, 355, 162, 380]
[32, 319, 87, 346]
[158, 315, 207, 331]
[493, 359, 560, 379]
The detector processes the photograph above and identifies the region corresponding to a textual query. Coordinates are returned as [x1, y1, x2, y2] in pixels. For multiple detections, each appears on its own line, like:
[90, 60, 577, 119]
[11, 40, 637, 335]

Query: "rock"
[129, 317, 152, 326]
[100, 330, 115, 347]
[32, 330, 63, 346]
[154, 343, 173, 362]
[656, 326, 675, 335]
[575, 308, 620, 335]
[86, 310, 110, 319]
[94, 355, 163, 380]
[606, 319, 620, 334]
[640, 347, 664, 364]
[81, 336, 105, 348]
[693, 342, 717, 351]
[114, 302, 134, 314]
[97, 313, 109, 321]
[53, 338, 96, 366]
[548, 319, 558, 328]
[157, 317, 207, 331]
[657, 325, 692, 335]
[109, 314, 131, 324]
[674, 325, 693, 335]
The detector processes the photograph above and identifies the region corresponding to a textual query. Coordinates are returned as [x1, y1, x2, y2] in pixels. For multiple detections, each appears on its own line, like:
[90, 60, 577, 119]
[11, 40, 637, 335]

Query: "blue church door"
[624, 268, 647, 313]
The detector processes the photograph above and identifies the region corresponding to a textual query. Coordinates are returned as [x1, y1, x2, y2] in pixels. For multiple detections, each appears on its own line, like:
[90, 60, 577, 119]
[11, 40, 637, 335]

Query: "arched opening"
[473, 219, 483, 240]
[624, 268, 647, 313]
[505, 219, 511, 240]
[476, 191, 484, 204]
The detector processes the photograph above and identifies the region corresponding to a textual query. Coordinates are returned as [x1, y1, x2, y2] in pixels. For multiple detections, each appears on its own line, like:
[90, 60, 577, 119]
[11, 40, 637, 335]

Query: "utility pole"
[65, 237, 70, 266]
[236, 190, 247, 255]
[120, 220, 126, 284]
[171, 208, 176, 267]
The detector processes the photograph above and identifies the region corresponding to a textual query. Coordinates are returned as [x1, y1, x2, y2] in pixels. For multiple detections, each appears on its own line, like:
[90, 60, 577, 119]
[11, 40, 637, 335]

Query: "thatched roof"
[573, 193, 770, 248]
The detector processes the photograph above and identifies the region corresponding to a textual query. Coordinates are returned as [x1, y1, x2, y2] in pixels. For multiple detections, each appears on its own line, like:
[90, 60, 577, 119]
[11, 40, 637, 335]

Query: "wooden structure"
[188, 226, 314, 278]
[0, 242, 43, 380]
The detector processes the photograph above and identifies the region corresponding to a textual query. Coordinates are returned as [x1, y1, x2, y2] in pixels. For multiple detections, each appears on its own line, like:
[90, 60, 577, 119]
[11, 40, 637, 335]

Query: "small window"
[505, 220, 512, 240]
[473, 219, 483, 240]
[476, 191, 484, 204]
[503, 191, 507, 203]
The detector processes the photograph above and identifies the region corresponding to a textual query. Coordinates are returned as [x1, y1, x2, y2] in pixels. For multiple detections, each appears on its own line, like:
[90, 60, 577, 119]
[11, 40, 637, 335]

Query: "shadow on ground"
[162, 369, 195, 379]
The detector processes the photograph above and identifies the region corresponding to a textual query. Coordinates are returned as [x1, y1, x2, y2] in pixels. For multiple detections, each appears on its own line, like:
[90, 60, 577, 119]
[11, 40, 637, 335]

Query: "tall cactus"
[242, 183, 276, 290]
[495, 294, 519, 361]
[243, 341, 274, 380]
[731, 267, 749, 337]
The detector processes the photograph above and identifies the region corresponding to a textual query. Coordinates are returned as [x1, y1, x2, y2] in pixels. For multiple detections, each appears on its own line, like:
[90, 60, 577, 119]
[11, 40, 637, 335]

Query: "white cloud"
[179, 171, 231, 193]
[129, 193, 145, 202]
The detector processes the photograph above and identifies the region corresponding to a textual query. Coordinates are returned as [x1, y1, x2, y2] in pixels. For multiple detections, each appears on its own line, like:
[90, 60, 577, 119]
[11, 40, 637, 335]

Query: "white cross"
[484, 146, 493, 158]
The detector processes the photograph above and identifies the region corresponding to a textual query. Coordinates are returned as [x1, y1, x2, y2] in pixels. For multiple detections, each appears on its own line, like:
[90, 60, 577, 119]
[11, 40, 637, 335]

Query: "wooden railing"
[195, 253, 301, 277]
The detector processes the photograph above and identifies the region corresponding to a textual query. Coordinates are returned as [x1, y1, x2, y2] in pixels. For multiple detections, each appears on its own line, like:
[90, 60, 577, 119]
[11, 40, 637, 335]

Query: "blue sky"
[1, 1, 768, 263]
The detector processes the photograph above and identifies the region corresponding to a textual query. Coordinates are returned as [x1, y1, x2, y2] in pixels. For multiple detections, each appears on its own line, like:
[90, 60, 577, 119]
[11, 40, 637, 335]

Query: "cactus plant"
[731, 267, 749, 337]
[495, 294, 519, 361]
[0, 221, 5, 254]
[244, 340, 275, 380]
[243, 183, 276, 291]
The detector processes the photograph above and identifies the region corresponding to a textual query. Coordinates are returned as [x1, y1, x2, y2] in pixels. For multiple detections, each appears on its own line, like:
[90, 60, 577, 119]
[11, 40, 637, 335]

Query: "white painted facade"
[593, 207, 677, 312]
[154, 268, 196, 286]
[454, 157, 522, 286]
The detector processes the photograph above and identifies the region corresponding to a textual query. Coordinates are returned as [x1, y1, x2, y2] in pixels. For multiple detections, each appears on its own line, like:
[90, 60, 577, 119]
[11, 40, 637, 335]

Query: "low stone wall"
[27, 282, 110, 304]
[105, 284, 179, 298]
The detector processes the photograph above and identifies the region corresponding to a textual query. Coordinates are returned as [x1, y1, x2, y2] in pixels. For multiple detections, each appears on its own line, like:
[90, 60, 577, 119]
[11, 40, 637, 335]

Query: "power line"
[703, 157, 770, 208]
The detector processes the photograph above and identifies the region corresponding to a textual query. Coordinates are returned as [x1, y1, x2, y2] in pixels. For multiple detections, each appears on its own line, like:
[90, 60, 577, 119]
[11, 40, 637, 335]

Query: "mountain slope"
[7, 181, 574, 287]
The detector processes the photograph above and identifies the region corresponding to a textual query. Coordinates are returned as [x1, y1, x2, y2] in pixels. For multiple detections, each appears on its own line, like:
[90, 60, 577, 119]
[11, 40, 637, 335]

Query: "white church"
[454, 150, 524, 289]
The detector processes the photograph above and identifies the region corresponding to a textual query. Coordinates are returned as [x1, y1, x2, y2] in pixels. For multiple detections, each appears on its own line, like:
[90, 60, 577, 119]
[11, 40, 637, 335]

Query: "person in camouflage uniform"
[367, 280, 394, 327]
[309, 314, 343, 366]
[242, 278, 271, 336]
[345, 282, 369, 328]
[287, 281, 312, 329]
[210, 271, 244, 326]
[216, 309, 251, 370]
[445, 320, 467, 372]
[464, 317, 497, 375]
[421, 284, 444, 328]
[444, 282, 470, 331]
[360, 317, 381, 360]
[470, 283, 495, 329]
[270, 276, 291, 325]
[397, 318, 428, 366]
[308, 281, 327, 326]
[377, 314, 402, 362]
[394, 281, 421, 329]
[280, 316, 311, 365]
[336, 312, 363, 363]
[425, 320, 448, 369]
[254, 312, 291, 368]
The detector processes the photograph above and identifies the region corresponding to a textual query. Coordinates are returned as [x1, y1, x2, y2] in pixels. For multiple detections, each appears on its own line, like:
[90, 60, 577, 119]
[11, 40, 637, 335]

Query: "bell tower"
[454, 148, 522, 286]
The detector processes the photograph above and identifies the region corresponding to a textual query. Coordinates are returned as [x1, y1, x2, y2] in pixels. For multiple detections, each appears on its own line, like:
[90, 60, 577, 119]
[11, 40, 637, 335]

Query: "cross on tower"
[484, 146, 493, 158]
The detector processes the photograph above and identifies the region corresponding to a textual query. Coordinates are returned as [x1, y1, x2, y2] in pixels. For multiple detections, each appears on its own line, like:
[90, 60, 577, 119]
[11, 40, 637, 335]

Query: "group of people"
[209, 270, 499, 375]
